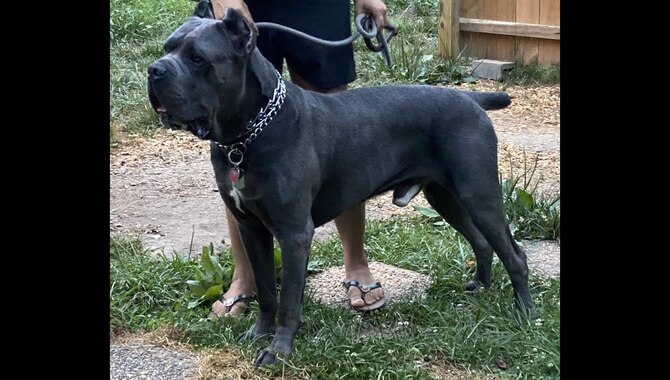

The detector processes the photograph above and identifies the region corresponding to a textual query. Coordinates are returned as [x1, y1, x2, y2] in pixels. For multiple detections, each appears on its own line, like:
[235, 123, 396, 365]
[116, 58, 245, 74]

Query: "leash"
[204, 1, 398, 68]
[256, 14, 398, 68]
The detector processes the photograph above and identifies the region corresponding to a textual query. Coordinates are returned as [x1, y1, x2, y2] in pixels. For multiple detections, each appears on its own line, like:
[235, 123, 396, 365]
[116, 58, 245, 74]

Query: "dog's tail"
[465, 91, 512, 111]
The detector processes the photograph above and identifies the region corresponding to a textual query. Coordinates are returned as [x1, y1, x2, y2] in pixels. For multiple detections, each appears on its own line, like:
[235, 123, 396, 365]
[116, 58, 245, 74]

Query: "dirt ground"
[110, 80, 559, 258]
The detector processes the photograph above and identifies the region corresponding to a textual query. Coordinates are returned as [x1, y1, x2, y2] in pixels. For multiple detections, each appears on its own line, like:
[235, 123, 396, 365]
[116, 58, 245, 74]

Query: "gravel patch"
[522, 239, 560, 278]
[306, 261, 433, 307]
[110, 342, 198, 380]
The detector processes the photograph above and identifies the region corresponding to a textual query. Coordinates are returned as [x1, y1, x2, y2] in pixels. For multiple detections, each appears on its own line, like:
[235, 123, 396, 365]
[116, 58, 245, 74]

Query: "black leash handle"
[356, 14, 397, 68]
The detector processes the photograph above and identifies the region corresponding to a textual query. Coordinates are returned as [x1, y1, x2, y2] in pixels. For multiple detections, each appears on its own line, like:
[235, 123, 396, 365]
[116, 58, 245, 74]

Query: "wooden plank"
[496, 0, 516, 61]
[458, 0, 479, 58]
[538, 0, 560, 65]
[540, 0, 560, 25]
[471, 0, 497, 60]
[516, 0, 540, 63]
[538, 40, 560, 65]
[460, 0, 478, 18]
[497, 0, 516, 21]
[516, 0, 540, 23]
[437, 0, 461, 58]
[459, 31, 479, 58]
[460, 18, 560, 40]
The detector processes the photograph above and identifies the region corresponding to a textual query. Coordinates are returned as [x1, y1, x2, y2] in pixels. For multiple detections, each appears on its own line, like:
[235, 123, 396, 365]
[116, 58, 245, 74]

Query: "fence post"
[437, 0, 460, 58]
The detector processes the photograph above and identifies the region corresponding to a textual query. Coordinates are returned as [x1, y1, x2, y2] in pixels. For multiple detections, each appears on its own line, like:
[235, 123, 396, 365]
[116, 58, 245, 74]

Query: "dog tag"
[233, 175, 245, 190]
[229, 168, 240, 182]
[229, 167, 245, 190]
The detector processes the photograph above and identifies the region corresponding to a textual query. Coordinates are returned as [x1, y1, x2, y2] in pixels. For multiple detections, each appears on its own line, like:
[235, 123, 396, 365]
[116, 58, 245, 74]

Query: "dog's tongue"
[156, 106, 167, 113]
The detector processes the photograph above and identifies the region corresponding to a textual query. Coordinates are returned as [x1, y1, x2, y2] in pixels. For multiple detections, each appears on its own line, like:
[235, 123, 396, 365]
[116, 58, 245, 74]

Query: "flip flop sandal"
[342, 280, 386, 312]
[208, 294, 255, 319]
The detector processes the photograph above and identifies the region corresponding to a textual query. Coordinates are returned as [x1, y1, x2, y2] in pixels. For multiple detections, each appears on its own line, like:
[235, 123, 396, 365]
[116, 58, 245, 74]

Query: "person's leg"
[210, 0, 279, 319]
[210, 207, 256, 317]
[288, 69, 385, 310]
[213, 0, 383, 315]
[338, 204, 385, 309]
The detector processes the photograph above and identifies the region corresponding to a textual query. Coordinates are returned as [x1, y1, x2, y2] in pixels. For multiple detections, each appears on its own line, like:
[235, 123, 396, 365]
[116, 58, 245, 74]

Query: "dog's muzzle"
[147, 60, 212, 139]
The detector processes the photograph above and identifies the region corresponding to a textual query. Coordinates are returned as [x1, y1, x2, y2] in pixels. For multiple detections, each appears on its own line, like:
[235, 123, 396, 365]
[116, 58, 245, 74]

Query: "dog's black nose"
[148, 62, 167, 77]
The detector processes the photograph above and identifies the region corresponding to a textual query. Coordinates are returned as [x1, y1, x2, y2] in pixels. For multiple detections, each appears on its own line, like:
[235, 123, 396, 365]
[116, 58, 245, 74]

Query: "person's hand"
[354, 0, 389, 30]
[211, 0, 258, 34]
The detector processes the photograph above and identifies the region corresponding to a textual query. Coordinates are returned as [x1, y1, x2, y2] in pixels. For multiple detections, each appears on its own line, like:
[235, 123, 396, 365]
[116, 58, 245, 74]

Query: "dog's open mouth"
[148, 86, 211, 139]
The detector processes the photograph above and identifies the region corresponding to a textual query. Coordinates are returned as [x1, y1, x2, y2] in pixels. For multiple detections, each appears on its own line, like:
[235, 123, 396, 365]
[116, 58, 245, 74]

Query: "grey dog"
[147, 3, 533, 367]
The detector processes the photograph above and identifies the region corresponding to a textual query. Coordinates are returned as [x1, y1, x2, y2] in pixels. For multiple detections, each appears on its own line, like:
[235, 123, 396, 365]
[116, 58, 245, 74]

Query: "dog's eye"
[191, 54, 204, 64]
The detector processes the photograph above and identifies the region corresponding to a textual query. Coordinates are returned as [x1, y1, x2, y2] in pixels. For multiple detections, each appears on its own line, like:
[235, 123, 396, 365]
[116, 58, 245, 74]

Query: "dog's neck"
[214, 51, 281, 145]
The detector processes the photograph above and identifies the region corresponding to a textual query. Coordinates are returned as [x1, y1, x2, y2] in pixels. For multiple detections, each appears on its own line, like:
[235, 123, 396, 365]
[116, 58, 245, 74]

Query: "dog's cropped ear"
[193, 0, 215, 19]
[218, 8, 256, 57]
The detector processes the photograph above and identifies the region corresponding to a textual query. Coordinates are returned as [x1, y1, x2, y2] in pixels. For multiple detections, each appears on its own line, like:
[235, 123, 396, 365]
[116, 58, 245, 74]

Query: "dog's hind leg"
[253, 214, 314, 367]
[422, 181, 494, 291]
[451, 183, 532, 313]
[437, 145, 533, 314]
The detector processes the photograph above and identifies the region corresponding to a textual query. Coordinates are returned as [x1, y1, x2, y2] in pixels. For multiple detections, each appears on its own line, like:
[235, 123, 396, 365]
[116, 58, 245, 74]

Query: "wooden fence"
[438, 0, 560, 66]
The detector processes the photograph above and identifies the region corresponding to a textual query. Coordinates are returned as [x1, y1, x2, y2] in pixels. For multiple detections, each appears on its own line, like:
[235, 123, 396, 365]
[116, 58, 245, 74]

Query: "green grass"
[503, 64, 561, 86]
[110, 35, 170, 136]
[110, 0, 194, 136]
[110, 0, 194, 42]
[110, 236, 203, 331]
[111, 216, 560, 379]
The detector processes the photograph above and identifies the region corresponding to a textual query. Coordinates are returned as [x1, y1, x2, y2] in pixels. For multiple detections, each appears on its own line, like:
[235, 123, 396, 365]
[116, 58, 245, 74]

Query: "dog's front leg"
[234, 216, 278, 342]
[254, 217, 314, 367]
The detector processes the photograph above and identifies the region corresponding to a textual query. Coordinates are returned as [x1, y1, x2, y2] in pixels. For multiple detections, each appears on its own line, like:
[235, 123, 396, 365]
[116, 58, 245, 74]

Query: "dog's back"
[277, 84, 507, 226]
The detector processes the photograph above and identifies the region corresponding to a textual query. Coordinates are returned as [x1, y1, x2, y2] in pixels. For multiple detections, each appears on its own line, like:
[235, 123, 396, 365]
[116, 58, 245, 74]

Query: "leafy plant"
[185, 241, 292, 309]
[501, 152, 560, 240]
[412, 154, 560, 241]
[413, 205, 447, 226]
[502, 178, 560, 241]
[363, 33, 476, 85]
[186, 243, 233, 309]
[424, 46, 478, 85]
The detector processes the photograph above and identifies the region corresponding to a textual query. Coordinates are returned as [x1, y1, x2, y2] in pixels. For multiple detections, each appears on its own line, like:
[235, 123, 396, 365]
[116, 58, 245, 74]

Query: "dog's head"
[147, 2, 257, 141]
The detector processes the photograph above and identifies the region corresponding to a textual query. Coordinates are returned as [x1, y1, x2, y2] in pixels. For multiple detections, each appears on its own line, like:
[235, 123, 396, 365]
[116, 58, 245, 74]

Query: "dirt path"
[110, 81, 559, 261]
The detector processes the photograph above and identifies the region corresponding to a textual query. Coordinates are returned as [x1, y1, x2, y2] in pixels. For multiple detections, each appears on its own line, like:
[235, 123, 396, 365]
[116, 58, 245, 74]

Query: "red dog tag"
[229, 168, 240, 182]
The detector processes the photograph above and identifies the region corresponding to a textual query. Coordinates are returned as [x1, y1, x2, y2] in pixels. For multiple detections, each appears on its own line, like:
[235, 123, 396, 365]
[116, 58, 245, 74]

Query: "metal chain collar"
[215, 70, 286, 168]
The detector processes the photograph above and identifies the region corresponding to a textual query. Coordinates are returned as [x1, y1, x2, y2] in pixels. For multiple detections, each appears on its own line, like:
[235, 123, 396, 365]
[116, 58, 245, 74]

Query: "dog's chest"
[222, 169, 267, 213]
[228, 187, 245, 213]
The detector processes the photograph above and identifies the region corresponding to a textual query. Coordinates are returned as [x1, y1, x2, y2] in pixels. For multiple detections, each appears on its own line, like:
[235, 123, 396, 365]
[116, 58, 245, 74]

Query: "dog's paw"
[464, 280, 489, 292]
[252, 335, 293, 367]
[254, 348, 279, 367]
[514, 300, 537, 321]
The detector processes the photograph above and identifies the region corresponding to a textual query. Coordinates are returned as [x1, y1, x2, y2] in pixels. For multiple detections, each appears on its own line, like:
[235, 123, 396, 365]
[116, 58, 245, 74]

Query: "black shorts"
[246, 0, 356, 90]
